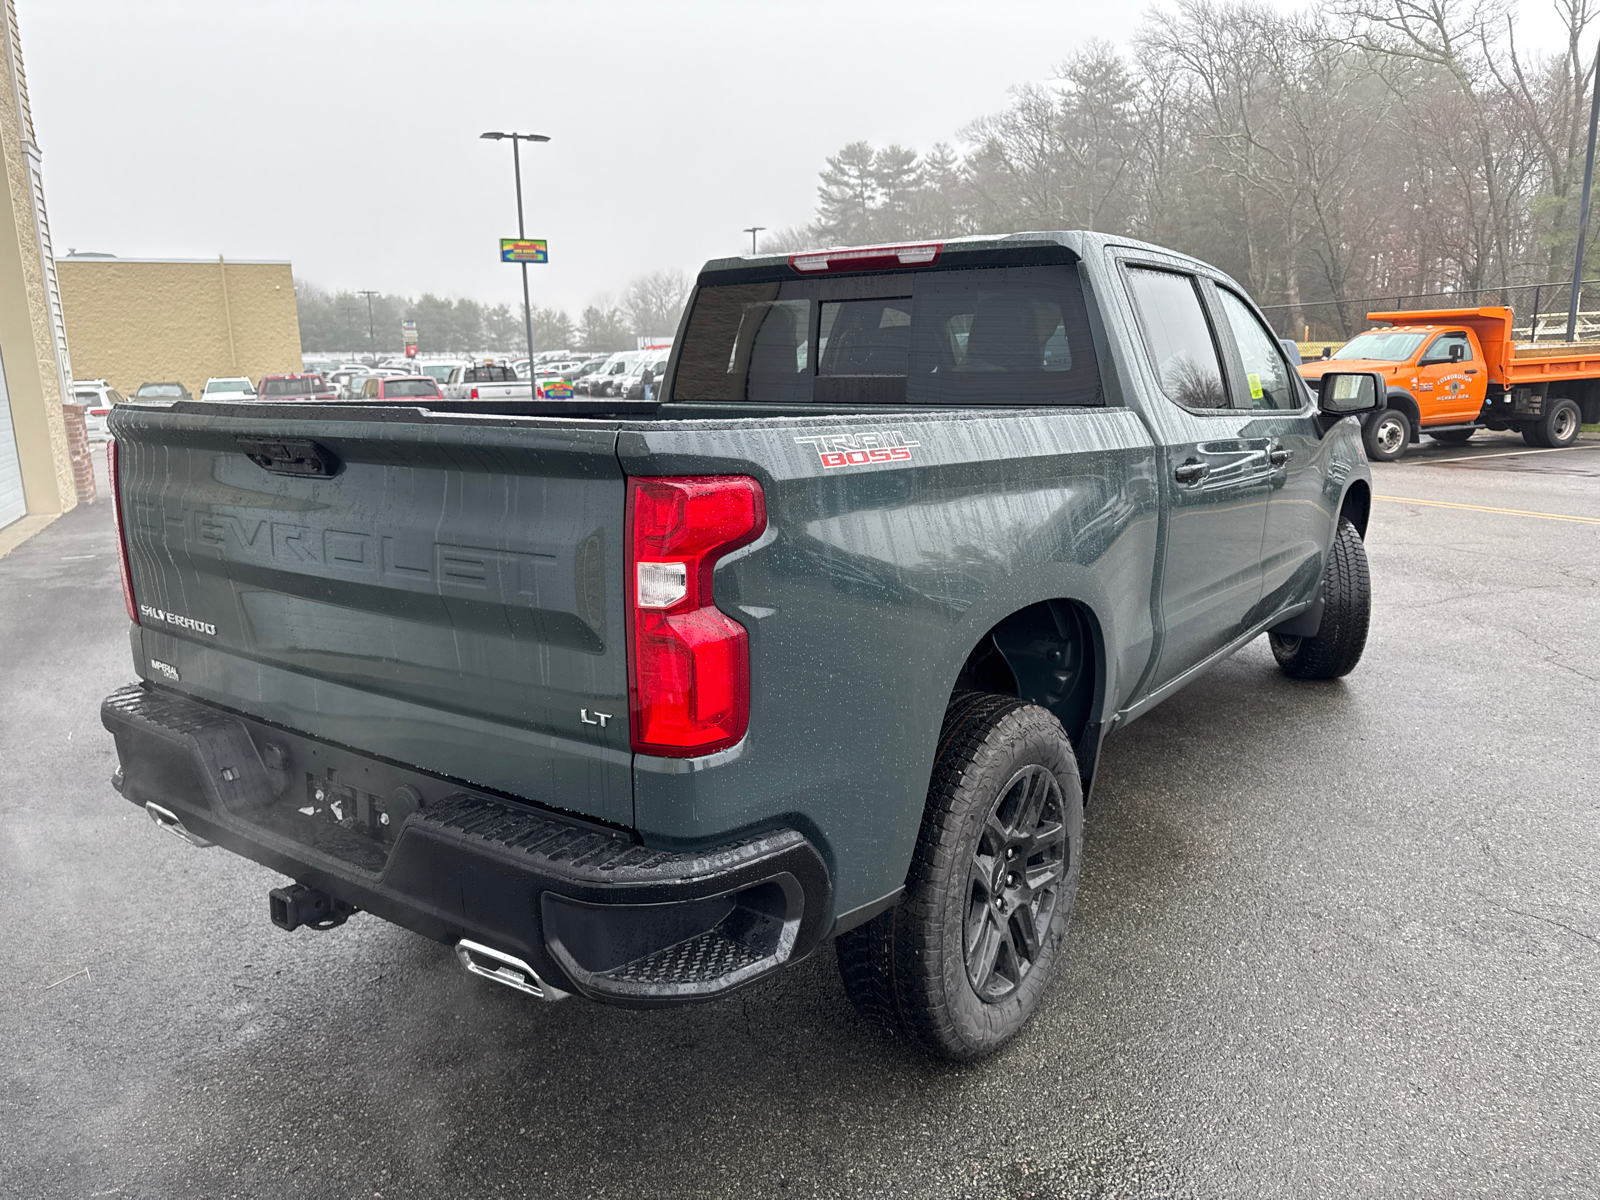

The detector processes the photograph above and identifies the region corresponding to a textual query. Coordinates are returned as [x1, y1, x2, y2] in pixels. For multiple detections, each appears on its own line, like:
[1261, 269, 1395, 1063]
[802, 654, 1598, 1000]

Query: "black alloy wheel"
[964, 765, 1067, 1002]
[836, 694, 1083, 1061]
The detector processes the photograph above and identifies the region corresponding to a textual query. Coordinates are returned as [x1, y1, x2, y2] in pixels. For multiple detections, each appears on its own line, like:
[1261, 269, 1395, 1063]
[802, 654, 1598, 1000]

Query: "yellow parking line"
[1375, 495, 1600, 525]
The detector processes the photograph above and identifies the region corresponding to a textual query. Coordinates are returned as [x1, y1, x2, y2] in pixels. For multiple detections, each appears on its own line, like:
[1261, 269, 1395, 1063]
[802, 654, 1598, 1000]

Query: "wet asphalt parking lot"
[4, 432, 1599, 1199]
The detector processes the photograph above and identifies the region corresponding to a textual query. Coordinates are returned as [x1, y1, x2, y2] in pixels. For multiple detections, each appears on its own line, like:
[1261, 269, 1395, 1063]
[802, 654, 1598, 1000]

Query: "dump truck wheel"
[1364, 407, 1411, 461]
[1536, 398, 1581, 449]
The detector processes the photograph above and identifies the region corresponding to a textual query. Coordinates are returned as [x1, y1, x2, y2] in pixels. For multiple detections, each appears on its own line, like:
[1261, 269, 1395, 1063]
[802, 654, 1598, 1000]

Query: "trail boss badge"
[793, 430, 919, 469]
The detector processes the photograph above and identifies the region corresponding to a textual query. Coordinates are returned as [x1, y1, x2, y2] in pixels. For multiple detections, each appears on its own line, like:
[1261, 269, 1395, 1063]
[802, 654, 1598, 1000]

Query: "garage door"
[0, 355, 26, 529]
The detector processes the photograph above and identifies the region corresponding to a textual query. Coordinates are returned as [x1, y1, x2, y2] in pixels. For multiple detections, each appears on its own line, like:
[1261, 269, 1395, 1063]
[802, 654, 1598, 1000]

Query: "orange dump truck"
[1297, 306, 1600, 460]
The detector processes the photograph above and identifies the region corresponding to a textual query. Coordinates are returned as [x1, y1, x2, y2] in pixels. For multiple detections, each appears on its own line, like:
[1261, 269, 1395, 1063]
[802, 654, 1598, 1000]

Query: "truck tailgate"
[111, 405, 632, 827]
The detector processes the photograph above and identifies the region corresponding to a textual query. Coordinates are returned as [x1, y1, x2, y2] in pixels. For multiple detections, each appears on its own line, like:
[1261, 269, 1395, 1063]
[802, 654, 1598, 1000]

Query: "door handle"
[1465, 369, 1479, 375]
[1269, 446, 1293, 466]
[1174, 460, 1210, 484]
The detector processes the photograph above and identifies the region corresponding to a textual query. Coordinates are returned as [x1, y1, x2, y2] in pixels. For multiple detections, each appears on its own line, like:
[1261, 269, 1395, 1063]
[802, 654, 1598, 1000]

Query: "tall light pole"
[356, 290, 379, 361]
[481, 130, 550, 374]
[1568, 40, 1600, 342]
[743, 226, 766, 255]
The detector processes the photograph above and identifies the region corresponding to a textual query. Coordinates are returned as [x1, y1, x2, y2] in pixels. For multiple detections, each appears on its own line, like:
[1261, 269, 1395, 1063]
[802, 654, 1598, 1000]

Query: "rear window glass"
[383, 379, 441, 397]
[463, 365, 517, 383]
[138, 383, 185, 397]
[259, 378, 308, 396]
[672, 265, 1100, 406]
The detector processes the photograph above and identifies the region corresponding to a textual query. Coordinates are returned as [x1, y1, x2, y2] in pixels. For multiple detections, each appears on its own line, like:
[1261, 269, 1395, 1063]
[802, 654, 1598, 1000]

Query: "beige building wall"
[0, 0, 76, 530]
[57, 257, 304, 399]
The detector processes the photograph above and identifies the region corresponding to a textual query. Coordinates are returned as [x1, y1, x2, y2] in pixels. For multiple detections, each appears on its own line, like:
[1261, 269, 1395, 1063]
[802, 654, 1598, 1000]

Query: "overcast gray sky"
[24, 0, 1581, 316]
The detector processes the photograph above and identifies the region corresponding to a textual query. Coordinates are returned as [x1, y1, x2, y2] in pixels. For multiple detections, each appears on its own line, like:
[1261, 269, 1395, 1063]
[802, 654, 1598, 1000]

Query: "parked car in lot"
[356, 374, 443, 400]
[440, 362, 531, 400]
[70, 379, 123, 440]
[327, 368, 368, 398]
[103, 230, 1377, 1061]
[254, 374, 335, 403]
[132, 381, 192, 402]
[579, 350, 647, 395]
[1298, 305, 1600, 460]
[201, 377, 257, 402]
[618, 353, 670, 399]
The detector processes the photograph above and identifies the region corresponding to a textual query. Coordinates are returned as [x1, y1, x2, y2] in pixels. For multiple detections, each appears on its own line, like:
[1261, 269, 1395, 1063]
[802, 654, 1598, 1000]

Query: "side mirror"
[1317, 371, 1383, 417]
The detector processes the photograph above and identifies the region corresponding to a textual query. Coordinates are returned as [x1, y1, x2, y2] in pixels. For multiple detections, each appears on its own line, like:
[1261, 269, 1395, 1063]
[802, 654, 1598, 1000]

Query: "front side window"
[1124, 267, 1228, 410]
[1423, 332, 1473, 363]
[1217, 289, 1300, 411]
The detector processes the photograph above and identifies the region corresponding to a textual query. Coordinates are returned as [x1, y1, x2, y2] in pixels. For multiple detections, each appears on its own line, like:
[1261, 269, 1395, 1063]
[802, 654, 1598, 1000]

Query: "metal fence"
[1260, 280, 1600, 346]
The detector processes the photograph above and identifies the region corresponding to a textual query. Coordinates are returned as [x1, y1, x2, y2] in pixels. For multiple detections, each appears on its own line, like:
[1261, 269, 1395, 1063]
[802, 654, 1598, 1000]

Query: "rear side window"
[1123, 268, 1228, 410]
[672, 265, 1101, 406]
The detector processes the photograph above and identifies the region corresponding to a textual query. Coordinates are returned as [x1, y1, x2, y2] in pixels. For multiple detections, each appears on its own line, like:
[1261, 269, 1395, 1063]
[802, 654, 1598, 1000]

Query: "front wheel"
[837, 694, 1083, 1061]
[1363, 407, 1412, 461]
[1270, 516, 1370, 680]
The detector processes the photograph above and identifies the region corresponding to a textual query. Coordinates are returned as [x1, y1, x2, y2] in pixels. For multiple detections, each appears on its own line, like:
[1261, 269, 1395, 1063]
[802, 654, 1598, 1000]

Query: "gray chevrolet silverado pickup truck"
[102, 232, 1380, 1060]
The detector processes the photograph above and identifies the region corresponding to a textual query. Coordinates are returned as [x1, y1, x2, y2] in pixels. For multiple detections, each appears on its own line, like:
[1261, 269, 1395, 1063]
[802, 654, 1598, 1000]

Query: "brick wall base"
[61, 404, 97, 505]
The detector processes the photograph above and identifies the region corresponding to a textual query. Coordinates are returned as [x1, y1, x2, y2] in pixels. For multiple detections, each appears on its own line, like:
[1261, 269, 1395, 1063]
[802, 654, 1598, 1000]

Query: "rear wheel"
[1270, 517, 1370, 680]
[1431, 428, 1475, 445]
[1522, 427, 1542, 447]
[837, 694, 1083, 1061]
[1364, 407, 1411, 461]
[1536, 398, 1581, 449]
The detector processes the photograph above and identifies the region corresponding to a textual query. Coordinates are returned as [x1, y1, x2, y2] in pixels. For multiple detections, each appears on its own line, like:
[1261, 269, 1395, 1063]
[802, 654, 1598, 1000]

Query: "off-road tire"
[1270, 516, 1370, 679]
[1364, 406, 1412, 461]
[836, 694, 1083, 1061]
[1430, 428, 1475, 445]
[1535, 398, 1581, 449]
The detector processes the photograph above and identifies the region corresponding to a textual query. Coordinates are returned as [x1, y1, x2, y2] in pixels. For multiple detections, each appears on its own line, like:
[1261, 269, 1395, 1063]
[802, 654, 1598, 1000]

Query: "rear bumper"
[101, 684, 831, 1005]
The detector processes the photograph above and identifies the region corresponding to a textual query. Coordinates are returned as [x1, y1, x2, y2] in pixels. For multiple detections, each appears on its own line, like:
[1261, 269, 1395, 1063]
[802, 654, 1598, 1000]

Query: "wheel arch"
[950, 597, 1109, 798]
[1339, 478, 1371, 539]
[1383, 388, 1421, 435]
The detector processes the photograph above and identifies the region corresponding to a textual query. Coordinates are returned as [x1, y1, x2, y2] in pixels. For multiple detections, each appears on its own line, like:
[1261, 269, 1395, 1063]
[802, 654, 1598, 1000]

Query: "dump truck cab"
[1299, 306, 1599, 459]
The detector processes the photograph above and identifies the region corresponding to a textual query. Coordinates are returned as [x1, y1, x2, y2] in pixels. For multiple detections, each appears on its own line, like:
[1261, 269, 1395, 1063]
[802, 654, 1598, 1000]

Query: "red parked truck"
[1298, 306, 1600, 460]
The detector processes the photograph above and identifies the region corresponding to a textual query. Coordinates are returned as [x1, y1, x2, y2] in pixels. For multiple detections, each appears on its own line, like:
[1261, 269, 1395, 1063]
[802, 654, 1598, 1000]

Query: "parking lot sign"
[500, 238, 548, 263]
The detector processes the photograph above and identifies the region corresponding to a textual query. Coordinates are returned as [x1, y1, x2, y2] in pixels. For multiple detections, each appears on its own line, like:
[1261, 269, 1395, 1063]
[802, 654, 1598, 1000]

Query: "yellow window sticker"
[1247, 372, 1264, 400]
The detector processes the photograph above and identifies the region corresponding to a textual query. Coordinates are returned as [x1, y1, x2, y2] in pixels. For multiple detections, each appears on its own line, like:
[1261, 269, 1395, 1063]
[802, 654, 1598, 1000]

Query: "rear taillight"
[89, 408, 111, 417]
[627, 475, 766, 756]
[107, 439, 139, 624]
[470, 387, 479, 399]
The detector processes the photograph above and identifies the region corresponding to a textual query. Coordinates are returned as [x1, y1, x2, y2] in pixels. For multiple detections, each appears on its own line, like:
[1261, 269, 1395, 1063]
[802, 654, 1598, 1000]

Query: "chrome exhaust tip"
[455, 938, 569, 1002]
[144, 802, 214, 848]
